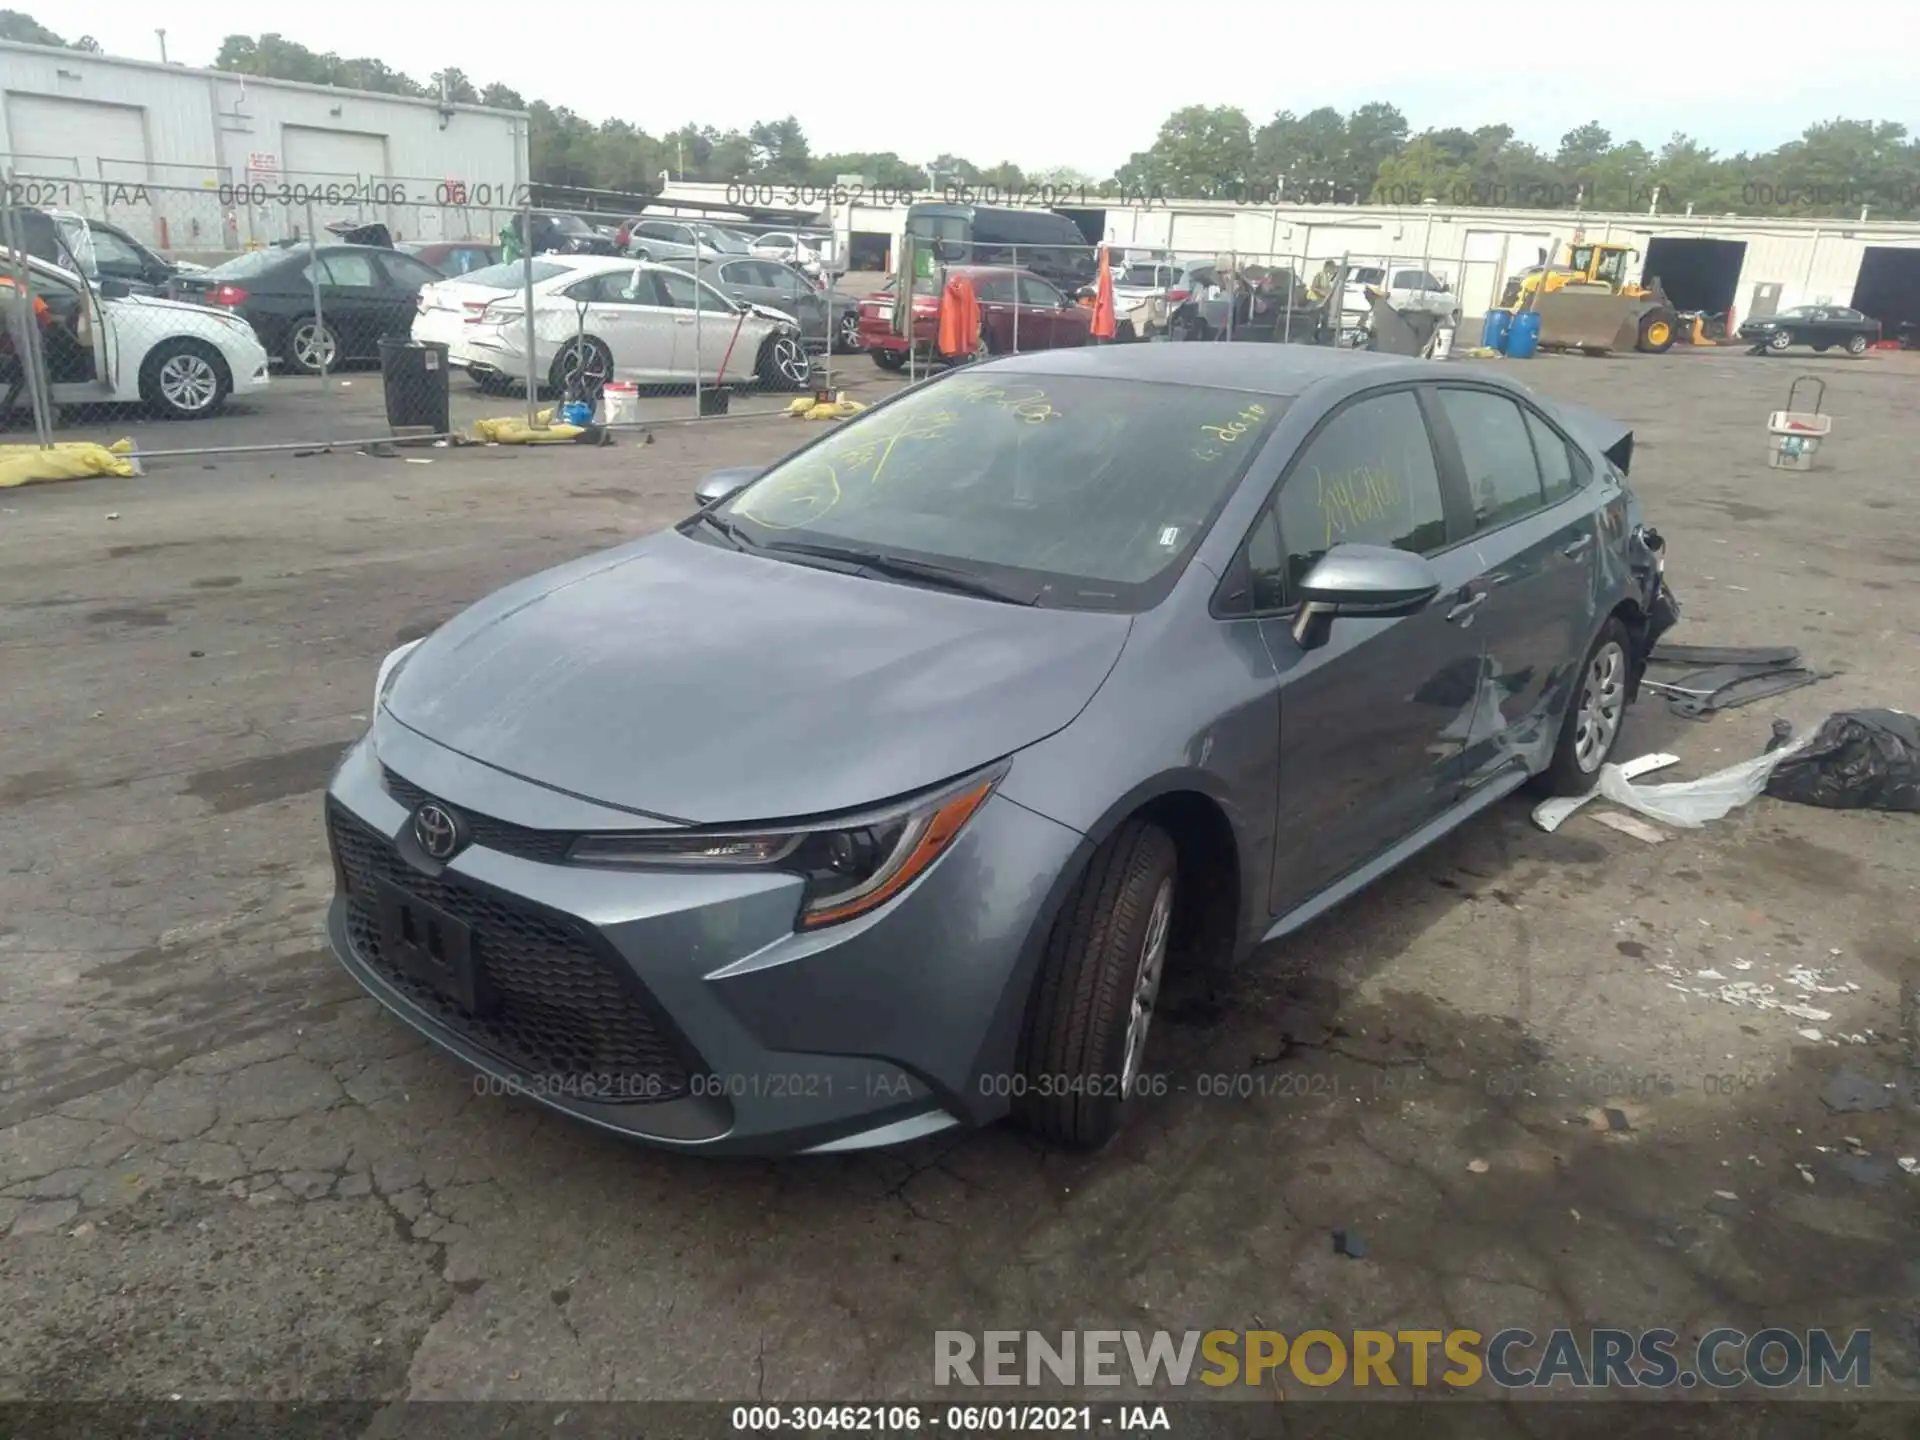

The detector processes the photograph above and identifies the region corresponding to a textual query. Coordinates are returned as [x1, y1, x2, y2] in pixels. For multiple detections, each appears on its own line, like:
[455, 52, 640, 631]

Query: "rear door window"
[1523, 408, 1591, 506]
[1435, 387, 1548, 534]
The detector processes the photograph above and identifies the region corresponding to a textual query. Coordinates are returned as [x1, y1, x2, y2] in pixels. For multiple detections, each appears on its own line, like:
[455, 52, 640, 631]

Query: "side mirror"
[693, 466, 761, 509]
[1289, 545, 1442, 652]
[98, 278, 133, 300]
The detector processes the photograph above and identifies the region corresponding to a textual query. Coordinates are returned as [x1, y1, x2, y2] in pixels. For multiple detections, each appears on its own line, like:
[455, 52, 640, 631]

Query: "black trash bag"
[1764, 709, 1920, 812]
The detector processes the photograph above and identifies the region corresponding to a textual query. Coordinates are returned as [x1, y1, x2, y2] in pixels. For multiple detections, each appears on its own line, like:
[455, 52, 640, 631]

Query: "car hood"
[117, 291, 256, 327]
[382, 531, 1132, 824]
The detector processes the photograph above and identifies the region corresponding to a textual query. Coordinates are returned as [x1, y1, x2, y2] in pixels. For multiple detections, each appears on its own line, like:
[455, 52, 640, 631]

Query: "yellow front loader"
[1495, 241, 1682, 354]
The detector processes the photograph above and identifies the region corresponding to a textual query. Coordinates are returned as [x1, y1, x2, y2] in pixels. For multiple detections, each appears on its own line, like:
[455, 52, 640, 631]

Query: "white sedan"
[6, 250, 269, 420]
[412, 256, 812, 395]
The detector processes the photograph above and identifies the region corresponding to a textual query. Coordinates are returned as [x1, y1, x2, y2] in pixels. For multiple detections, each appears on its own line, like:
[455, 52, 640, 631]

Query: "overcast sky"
[45, 0, 1917, 174]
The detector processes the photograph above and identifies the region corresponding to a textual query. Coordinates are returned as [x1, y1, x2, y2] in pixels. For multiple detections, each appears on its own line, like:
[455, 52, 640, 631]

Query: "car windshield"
[546, 213, 592, 234]
[458, 260, 570, 288]
[694, 226, 752, 253]
[205, 248, 293, 278]
[1350, 267, 1385, 284]
[718, 374, 1289, 610]
[1775, 306, 1820, 318]
[1119, 264, 1175, 286]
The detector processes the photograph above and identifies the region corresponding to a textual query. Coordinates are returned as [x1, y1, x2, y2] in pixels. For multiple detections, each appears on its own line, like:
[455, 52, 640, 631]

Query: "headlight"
[374, 638, 423, 713]
[567, 764, 1005, 929]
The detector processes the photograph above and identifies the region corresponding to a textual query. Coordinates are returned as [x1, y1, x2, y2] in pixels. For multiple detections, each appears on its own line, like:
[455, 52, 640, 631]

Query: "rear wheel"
[1636, 309, 1677, 353]
[283, 316, 339, 375]
[546, 335, 612, 402]
[1537, 618, 1631, 796]
[1015, 820, 1177, 1151]
[871, 348, 907, 372]
[1845, 333, 1869, 356]
[835, 309, 862, 353]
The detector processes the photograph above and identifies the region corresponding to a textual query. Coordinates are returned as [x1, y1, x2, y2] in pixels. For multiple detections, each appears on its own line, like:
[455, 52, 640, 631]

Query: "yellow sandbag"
[0, 439, 139, 488]
[473, 415, 585, 445]
[793, 399, 868, 421]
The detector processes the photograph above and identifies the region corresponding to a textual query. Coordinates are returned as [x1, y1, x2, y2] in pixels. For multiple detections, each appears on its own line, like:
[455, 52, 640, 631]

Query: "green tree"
[431, 68, 479, 104]
[0, 9, 68, 44]
[978, 161, 1026, 191]
[747, 117, 811, 180]
[923, 153, 979, 186]
[1138, 105, 1253, 197]
[1253, 107, 1349, 198]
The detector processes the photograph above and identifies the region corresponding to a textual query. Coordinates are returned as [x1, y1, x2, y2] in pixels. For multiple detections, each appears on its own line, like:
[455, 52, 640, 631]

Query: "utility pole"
[155, 28, 168, 63]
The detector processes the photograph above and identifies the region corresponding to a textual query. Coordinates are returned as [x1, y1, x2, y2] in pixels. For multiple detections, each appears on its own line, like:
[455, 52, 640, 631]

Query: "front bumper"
[322, 720, 1086, 1154]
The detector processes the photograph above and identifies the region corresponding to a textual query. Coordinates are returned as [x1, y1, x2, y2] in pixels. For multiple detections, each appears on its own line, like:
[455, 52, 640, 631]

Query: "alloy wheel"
[772, 336, 810, 385]
[1573, 640, 1626, 773]
[1119, 877, 1173, 1095]
[158, 352, 219, 413]
[294, 322, 337, 371]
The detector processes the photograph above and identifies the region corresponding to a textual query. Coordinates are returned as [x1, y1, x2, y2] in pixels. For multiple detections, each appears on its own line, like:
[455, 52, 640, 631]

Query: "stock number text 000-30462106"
[213, 180, 531, 209]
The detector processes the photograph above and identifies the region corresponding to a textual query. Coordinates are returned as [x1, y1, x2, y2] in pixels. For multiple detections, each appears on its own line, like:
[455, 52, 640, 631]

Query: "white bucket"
[1431, 325, 1455, 361]
[602, 382, 639, 426]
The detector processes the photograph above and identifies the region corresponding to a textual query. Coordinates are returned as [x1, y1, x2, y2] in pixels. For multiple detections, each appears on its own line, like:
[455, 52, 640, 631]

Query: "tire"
[1014, 819, 1178, 1151]
[139, 338, 230, 420]
[871, 348, 907, 372]
[1636, 308, 1677, 353]
[835, 309, 862, 353]
[546, 336, 612, 402]
[756, 332, 812, 390]
[1845, 334, 1869, 356]
[1767, 330, 1794, 353]
[1537, 618, 1632, 797]
[283, 316, 339, 375]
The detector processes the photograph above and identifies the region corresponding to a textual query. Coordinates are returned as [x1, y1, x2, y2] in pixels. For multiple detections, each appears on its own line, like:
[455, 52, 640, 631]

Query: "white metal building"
[0, 40, 526, 251]
[653, 179, 1920, 329]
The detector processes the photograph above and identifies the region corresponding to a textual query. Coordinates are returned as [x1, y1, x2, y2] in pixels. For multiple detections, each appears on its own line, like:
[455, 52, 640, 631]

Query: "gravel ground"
[2, 343, 1917, 1421]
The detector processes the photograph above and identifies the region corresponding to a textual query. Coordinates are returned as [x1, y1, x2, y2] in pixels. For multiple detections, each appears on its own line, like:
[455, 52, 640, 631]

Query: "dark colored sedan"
[180, 243, 451, 373]
[681, 256, 862, 352]
[324, 344, 1675, 1157]
[1738, 305, 1882, 355]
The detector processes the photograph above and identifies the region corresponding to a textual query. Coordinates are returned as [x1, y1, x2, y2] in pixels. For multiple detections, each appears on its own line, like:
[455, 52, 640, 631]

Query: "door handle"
[1561, 534, 1594, 558]
[1445, 591, 1488, 623]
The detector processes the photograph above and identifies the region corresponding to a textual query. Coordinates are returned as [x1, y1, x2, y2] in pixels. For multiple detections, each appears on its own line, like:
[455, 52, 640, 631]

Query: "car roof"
[979, 343, 1450, 398]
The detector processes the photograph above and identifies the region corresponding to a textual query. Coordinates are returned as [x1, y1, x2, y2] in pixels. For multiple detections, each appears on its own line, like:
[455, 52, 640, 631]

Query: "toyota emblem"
[411, 802, 465, 861]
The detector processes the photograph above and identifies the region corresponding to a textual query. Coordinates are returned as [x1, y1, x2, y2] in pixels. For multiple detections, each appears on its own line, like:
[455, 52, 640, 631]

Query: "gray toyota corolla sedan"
[324, 344, 1676, 1156]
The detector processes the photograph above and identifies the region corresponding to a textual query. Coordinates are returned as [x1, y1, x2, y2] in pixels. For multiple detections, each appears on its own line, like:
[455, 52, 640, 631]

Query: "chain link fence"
[4, 165, 1529, 462]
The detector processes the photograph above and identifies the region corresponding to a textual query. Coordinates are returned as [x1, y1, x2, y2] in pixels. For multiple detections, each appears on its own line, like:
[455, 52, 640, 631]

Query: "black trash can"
[379, 337, 451, 434]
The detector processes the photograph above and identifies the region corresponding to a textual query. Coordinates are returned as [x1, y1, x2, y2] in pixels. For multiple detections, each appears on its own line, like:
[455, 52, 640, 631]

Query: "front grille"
[328, 801, 701, 1104]
[383, 767, 576, 863]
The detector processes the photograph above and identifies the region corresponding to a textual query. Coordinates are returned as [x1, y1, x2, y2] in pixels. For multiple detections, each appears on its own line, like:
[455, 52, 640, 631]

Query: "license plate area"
[373, 876, 493, 1015]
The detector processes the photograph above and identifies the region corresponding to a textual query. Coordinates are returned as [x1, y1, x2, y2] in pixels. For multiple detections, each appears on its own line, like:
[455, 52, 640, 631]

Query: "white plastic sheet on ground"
[1533, 739, 1813, 833]
[1533, 752, 1678, 832]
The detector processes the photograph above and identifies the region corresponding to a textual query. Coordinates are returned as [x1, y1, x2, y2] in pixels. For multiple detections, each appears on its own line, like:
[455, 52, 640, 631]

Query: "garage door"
[6, 93, 146, 181]
[281, 126, 390, 187]
[1168, 212, 1238, 258]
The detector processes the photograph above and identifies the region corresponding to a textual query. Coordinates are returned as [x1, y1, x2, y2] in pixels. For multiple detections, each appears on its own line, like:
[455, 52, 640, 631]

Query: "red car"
[856, 265, 1092, 371]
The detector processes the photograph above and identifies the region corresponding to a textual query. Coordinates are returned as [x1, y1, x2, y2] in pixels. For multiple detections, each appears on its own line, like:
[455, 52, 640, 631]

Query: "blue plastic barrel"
[1481, 310, 1512, 353]
[1506, 310, 1541, 359]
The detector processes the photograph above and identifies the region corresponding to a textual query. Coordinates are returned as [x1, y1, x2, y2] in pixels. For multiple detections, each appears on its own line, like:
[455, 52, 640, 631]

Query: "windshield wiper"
[758, 540, 1041, 604]
[685, 510, 755, 551]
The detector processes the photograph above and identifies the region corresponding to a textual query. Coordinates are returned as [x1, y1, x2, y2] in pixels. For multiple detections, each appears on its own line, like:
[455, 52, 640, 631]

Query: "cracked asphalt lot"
[2, 352, 1918, 1414]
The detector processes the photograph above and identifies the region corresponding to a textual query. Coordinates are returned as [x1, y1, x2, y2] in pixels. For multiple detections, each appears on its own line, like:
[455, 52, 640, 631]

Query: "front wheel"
[1537, 618, 1632, 796]
[1636, 309, 1677, 353]
[1768, 330, 1794, 353]
[756, 332, 812, 390]
[871, 347, 908, 372]
[140, 338, 230, 419]
[1014, 820, 1178, 1151]
[835, 309, 863, 353]
[1845, 334, 1869, 356]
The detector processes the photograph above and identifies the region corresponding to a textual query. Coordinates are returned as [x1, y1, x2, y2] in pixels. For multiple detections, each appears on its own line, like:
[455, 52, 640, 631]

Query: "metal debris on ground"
[1466, 1159, 1490, 1174]
[1590, 811, 1668, 844]
[1331, 1229, 1368, 1259]
[1898, 1158, 1918, 1176]
[1532, 752, 1679, 832]
[1605, 1107, 1632, 1133]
